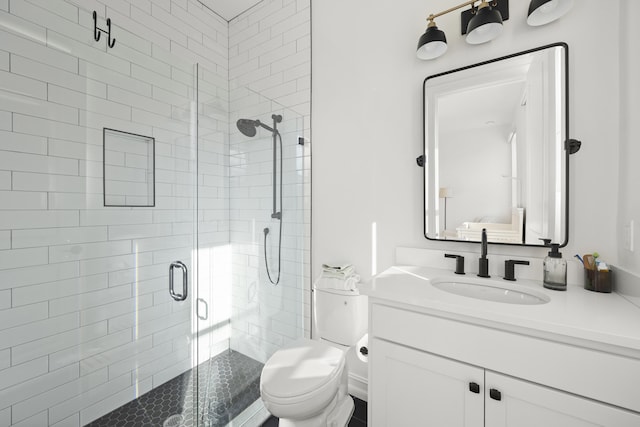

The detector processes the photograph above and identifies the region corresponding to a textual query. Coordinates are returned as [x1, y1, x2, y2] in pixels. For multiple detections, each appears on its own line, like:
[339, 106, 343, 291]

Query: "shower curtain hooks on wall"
[93, 11, 116, 48]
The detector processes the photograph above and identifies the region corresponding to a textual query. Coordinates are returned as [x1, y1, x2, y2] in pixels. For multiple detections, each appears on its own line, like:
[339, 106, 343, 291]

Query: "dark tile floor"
[261, 396, 367, 427]
[88, 350, 263, 427]
[349, 396, 368, 427]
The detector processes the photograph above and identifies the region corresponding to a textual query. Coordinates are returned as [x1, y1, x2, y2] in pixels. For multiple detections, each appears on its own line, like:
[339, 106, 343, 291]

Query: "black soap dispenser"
[540, 239, 567, 291]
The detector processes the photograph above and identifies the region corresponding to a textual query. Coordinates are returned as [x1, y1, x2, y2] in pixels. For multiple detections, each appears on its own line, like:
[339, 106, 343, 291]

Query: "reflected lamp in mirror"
[423, 43, 570, 247]
[439, 187, 454, 235]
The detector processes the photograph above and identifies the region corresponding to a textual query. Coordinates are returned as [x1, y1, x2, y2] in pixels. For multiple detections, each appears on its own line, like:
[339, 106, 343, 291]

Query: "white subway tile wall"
[228, 0, 311, 363]
[0, 0, 310, 425]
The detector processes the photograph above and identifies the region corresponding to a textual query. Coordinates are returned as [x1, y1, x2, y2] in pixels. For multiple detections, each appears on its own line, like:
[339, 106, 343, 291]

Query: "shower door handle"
[197, 298, 208, 320]
[169, 261, 188, 301]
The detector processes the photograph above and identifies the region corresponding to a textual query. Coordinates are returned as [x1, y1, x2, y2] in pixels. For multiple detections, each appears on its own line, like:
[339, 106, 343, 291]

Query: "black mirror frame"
[422, 42, 571, 248]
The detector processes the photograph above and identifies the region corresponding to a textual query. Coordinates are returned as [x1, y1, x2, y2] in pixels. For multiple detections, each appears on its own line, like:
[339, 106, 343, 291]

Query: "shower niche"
[103, 127, 155, 207]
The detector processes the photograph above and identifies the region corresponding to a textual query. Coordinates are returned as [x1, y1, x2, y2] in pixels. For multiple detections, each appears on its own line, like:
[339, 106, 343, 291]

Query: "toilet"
[260, 286, 368, 426]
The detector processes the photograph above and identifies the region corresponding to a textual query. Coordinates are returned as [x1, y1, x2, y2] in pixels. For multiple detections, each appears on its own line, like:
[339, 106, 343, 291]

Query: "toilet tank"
[314, 288, 368, 346]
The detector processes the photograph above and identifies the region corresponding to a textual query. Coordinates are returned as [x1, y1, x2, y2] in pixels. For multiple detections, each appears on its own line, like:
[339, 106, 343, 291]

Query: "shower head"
[236, 117, 280, 137]
[236, 118, 259, 137]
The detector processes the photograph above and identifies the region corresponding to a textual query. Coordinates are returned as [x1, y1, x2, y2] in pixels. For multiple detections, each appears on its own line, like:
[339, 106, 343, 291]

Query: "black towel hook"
[93, 11, 116, 48]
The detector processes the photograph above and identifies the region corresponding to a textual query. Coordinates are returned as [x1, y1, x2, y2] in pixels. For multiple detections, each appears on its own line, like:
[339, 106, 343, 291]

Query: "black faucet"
[444, 254, 465, 275]
[478, 228, 490, 278]
[504, 260, 530, 281]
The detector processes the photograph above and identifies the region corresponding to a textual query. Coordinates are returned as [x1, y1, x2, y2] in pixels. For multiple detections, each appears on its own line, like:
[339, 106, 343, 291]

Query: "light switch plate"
[624, 220, 635, 252]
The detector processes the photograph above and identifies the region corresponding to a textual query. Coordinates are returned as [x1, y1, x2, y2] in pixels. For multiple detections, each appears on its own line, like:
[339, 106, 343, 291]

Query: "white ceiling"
[198, 0, 264, 21]
[439, 80, 526, 135]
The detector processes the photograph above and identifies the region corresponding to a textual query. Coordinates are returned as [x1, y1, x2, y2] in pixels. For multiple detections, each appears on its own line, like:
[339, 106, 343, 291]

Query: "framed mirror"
[423, 43, 569, 247]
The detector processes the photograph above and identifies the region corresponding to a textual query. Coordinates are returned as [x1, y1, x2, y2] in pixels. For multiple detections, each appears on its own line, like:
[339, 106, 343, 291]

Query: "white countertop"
[359, 265, 640, 356]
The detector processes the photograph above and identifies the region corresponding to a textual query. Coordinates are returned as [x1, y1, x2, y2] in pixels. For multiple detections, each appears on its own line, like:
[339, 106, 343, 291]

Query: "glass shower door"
[0, 3, 202, 424]
[195, 71, 309, 426]
[196, 63, 270, 427]
[70, 27, 202, 427]
[229, 89, 307, 364]
[194, 63, 233, 426]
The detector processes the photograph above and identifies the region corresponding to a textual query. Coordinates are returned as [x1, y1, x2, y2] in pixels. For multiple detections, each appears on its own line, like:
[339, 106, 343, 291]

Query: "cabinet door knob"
[489, 388, 502, 401]
[468, 382, 480, 394]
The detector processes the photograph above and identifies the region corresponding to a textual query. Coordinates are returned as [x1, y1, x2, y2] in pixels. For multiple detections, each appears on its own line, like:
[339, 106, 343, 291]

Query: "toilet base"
[317, 337, 368, 403]
[327, 394, 355, 427]
[278, 394, 354, 427]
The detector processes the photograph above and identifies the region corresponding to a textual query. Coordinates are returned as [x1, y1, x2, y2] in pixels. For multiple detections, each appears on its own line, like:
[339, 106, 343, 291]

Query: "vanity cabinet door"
[369, 338, 483, 427]
[485, 371, 640, 427]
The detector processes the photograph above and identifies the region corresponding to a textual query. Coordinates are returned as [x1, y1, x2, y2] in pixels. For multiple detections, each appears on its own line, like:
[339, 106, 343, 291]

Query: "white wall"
[439, 126, 512, 230]
[618, 2, 640, 276]
[312, 0, 624, 281]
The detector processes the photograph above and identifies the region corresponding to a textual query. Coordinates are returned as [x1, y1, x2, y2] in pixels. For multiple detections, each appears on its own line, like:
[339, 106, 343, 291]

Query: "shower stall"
[0, 1, 310, 426]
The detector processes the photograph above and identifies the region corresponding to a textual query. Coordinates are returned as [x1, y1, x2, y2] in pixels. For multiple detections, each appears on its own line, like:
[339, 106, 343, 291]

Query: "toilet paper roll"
[356, 333, 369, 363]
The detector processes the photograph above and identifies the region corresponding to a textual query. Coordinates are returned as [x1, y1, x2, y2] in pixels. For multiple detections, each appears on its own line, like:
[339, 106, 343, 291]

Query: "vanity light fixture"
[417, 0, 574, 60]
[465, 1, 505, 45]
[417, 20, 448, 60]
[526, 0, 574, 26]
[417, 0, 508, 60]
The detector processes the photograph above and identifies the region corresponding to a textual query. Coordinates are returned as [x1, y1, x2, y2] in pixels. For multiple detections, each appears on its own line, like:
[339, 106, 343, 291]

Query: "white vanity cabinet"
[485, 371, 639, 427]
[368, 302, 640, 427]
[370, 337, 483, 427]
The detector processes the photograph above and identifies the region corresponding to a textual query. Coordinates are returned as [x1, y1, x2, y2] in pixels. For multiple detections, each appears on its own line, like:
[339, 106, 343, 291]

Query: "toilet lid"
[261, 339, 345, 399]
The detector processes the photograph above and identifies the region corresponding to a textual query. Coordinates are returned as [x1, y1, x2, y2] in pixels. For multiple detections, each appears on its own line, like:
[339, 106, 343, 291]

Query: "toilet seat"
[261, 338, 346, 419]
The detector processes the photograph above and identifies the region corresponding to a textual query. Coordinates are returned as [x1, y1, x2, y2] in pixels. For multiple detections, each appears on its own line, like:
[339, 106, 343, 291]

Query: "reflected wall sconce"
[417, 0, 573, 60]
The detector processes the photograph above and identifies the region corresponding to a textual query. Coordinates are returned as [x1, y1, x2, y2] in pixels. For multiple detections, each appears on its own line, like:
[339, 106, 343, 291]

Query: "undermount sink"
[431, 277, 550, 305]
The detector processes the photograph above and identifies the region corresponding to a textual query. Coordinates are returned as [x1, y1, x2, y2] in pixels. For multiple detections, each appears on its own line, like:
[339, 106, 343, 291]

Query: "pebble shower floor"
[87, 350, 263, 427]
